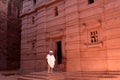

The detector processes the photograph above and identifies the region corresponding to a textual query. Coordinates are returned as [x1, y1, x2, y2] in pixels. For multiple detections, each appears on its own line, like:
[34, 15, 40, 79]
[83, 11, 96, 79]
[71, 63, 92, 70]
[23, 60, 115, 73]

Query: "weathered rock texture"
[20, 0, 120, 73]
[0, 0, 22, 70]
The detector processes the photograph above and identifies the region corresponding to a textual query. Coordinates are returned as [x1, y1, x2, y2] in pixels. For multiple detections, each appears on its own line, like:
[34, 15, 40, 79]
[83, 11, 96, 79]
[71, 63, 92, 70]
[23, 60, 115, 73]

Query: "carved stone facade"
[20, 0, 120, 73]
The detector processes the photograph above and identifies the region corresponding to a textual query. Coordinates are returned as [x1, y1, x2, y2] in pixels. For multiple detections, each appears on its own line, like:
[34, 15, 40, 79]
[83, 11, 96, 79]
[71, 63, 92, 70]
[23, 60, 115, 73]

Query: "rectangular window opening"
[90, 31, 98, 43]
[33, 0, 36, 5]
[88, 0, 94, 4]
[54, 7, 58, 16]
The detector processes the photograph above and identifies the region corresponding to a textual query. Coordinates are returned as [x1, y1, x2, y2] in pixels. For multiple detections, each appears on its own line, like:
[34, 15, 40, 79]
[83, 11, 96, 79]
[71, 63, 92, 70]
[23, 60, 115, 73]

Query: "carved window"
[88, 0, 94, 4]
[54, 7, 58, 16]
[32, 16, 35, 24]
[90, 31, 98, 43]
[32, 42, 35, 50]
[33, 0, 36, 5]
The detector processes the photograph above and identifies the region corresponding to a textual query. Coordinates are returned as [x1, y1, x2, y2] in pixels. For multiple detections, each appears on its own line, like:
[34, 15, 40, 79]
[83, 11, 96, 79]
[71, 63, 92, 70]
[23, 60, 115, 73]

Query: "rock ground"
[0, 70, 20, 80]
[0, 74, 18, 80]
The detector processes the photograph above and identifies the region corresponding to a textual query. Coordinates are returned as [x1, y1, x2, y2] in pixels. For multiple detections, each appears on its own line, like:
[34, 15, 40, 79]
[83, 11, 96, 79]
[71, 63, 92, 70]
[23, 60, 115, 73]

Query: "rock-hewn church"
[20, 0, 120, 73]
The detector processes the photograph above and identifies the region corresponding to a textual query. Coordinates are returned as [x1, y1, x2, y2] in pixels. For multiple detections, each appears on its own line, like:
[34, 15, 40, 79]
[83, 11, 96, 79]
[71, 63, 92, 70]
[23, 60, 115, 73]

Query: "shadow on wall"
[0, 50, 7, 70]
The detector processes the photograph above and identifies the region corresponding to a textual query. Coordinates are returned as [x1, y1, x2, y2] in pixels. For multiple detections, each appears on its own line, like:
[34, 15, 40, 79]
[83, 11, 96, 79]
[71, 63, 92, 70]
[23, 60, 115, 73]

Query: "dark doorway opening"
[56, 41, 62, 64]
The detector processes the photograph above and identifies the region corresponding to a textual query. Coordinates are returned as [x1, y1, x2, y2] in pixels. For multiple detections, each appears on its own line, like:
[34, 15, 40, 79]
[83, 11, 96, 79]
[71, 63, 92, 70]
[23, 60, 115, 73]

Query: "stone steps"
[18, 72, 65, 80]
[18, 71, 120, 80]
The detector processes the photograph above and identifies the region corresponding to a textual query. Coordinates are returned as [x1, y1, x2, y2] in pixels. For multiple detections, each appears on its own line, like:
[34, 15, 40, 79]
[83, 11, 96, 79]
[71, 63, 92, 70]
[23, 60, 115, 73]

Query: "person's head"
[49, 50, 53, 55]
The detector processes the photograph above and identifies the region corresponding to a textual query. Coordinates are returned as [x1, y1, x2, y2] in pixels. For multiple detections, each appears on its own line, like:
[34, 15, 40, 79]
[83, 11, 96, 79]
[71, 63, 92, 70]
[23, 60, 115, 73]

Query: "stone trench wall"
[0, 0, 22, 70]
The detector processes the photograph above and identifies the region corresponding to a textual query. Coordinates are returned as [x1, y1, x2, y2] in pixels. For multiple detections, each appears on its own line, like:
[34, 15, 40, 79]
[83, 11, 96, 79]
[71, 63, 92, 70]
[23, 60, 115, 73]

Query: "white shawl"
[46, 54, 55, 68]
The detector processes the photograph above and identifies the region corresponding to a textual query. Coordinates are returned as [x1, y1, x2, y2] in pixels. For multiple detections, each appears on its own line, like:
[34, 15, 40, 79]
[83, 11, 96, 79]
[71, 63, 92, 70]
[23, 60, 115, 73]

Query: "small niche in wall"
[88, 0, 94, 4]
[54, 7, 59, 16]
[32, 16, 35, 24]
[32, 42, 35, 50]
[33, 0, 36, 5]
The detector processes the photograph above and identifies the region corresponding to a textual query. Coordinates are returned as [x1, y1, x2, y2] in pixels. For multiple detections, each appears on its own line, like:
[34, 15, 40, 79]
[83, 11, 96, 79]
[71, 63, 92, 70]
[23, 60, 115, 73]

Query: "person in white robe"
[46, 50, 55, 73]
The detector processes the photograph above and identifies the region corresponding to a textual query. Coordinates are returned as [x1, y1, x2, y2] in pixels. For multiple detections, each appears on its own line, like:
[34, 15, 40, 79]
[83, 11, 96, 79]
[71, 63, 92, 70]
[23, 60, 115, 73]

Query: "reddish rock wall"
[0, 0, 22, 70]
[20, 0, 120, 73]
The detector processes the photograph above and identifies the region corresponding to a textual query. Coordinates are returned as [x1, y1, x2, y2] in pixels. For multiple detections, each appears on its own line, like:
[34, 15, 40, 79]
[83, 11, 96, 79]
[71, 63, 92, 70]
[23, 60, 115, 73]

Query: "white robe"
[46, 54, 55, 68]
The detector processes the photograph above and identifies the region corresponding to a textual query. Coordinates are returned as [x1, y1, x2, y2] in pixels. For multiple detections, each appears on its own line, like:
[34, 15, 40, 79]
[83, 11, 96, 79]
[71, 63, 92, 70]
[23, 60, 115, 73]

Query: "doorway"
[56, 41, 62, 64]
